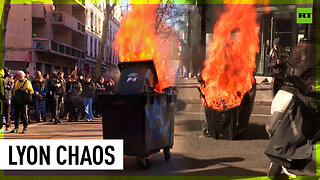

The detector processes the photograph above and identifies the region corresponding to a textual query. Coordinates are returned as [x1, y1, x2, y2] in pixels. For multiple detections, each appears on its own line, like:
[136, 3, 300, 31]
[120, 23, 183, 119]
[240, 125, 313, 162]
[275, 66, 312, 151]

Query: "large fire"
[200, 4, 260, 110]
[113, 5, 174, 92]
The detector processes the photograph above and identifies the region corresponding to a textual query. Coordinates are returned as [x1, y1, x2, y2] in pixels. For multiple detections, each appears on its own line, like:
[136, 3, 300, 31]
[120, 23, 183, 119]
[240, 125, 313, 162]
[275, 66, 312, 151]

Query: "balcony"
[32, 4, 47, 23]
[52, 12, 85, 34]
[33, 38, 85, 59]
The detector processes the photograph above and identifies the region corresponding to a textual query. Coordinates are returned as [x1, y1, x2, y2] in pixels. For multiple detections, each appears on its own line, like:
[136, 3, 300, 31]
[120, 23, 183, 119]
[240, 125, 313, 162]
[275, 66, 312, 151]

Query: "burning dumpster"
[198, 4, 259, 140]
[100, 60, 176, 169]
[200, 83, 256, 140]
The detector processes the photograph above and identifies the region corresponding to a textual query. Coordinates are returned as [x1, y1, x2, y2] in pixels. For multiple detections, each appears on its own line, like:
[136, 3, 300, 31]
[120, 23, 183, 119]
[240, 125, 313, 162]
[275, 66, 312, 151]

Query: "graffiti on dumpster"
[145, 97, 171, 137]
[126, 73, 138, 83]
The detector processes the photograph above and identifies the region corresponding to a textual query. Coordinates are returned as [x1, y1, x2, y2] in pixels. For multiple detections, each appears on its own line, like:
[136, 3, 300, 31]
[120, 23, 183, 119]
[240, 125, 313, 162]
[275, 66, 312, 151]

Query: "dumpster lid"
[117, 60, 159, 95]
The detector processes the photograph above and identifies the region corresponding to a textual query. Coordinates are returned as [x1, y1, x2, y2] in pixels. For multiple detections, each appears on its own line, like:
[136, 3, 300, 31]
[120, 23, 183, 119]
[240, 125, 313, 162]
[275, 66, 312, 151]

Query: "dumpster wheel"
[163, 148, 171, 161]
[136, 157, 150, 170]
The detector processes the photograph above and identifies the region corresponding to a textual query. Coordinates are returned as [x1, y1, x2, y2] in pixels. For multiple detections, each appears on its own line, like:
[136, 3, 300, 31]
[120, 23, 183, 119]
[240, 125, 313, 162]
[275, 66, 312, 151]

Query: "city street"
[4, 104, 272, 176]
[1, 1, 317, 178]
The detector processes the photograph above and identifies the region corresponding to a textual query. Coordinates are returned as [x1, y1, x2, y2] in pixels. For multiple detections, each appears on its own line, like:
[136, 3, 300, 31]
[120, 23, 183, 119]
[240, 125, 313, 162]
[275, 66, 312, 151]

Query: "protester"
[50, 72, 63, 124]
[33, 76, 48, 122]
[67, 74, 82, 122]
[58, 71, 66, 119]
[10, 71, 34, 133]
[266, 37, 287, 96]
[83, 75, 95, 122]
[94, 76, 106, 118]
[105, 78, 116, 94]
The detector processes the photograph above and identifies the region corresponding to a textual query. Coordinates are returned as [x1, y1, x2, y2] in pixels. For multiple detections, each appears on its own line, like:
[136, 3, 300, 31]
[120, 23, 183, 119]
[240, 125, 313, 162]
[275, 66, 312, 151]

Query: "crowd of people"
[1, 67, 116, 133]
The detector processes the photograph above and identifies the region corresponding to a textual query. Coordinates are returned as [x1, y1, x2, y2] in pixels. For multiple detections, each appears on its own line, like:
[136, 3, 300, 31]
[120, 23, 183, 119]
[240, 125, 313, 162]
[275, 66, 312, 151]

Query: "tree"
[155, 0, 185, 44]
[0, 0, 11, 69]
[95, 0, 117, 77]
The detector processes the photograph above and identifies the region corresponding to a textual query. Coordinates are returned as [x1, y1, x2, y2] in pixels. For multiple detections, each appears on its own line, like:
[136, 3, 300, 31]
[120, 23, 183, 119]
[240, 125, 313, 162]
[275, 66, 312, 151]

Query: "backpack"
[12, 80, 32, 106]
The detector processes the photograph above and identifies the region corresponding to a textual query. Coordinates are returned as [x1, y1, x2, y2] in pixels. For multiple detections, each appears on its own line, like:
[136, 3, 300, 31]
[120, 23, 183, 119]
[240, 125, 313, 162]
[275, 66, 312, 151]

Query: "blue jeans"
[83, 98, 93, 120]
[35, 99, 47, 120]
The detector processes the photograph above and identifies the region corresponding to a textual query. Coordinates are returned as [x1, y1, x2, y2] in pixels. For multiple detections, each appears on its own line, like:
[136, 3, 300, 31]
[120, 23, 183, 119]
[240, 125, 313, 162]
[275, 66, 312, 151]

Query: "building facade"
[5, 1, 86, 76]
[5, 0, 121, 78]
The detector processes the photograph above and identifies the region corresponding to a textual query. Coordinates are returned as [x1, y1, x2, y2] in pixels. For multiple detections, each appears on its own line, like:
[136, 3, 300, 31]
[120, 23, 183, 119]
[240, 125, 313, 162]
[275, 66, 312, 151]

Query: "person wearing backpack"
[10, 71, 34, 133]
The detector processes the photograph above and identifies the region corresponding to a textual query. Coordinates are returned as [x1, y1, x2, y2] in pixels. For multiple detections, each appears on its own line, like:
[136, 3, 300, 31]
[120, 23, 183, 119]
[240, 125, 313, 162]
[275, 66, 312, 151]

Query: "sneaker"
[57, 120, 62, 124]
[85, 118, 90, 122]
[22, 129, 27, 134]
[10, 128, 18, 133]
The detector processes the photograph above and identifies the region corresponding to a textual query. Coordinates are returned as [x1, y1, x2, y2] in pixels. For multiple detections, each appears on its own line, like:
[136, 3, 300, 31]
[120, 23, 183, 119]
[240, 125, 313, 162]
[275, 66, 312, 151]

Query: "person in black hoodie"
[83, 75, 95, 121]
[50, 72, 63, 124]
[66, 75, 82, 122]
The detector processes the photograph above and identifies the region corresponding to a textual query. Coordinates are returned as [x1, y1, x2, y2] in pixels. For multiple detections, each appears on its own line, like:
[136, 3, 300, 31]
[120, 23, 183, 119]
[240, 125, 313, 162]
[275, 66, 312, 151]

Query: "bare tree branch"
[95, 0, 117, 77]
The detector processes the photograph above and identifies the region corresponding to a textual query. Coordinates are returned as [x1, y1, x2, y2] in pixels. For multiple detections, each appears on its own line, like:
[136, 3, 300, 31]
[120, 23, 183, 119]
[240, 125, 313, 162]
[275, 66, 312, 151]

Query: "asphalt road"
[4, 105, 272, 176]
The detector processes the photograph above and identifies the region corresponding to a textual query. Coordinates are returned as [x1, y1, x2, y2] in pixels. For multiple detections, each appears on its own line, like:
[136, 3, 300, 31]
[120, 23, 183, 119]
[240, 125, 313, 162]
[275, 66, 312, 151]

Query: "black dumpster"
[199, 78, 256, 140]
[100, 60, 176, 169]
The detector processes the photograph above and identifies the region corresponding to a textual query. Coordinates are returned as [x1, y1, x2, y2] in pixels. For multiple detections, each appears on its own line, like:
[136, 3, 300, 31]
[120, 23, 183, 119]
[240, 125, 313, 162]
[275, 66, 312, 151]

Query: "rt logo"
[297, 8, 312, 24]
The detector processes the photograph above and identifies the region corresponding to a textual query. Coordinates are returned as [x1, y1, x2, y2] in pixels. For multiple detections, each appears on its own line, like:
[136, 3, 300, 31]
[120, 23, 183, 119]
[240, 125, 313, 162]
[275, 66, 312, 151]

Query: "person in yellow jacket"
[10, 71, 34, 133]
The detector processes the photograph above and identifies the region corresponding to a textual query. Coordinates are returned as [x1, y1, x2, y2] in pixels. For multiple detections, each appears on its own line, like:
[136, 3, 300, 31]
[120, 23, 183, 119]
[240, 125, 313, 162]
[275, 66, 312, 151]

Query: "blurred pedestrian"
[83, 75, 95, 121]
[266, 38, 287, 96]
[67, 74, 82, 122]
[94, 76, 106, 118]
[105, 78, 116, 94]
[3, 68, 13, 130]
[33, 76, 48, 122]
[58, 71, 66, 119]
[10, 71, 34, 133]
[50, 72, 63, 124]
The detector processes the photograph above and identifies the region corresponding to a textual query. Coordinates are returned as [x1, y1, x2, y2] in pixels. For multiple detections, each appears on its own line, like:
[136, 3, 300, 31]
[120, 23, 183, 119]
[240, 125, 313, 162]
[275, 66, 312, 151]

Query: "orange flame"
[113, 5, 174, 92]
[200, 4, 260, 111]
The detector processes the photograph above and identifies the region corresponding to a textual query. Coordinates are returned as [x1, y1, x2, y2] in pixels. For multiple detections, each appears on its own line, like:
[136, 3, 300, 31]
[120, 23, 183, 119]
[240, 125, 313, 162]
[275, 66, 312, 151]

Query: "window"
[112, 48, 114, 63]
[109, 47, 111, 62]
[85, 35, 88, 55]
[36, 63, 42, 72]
[94, 38, 97, 58]
[95, 15, 97, 32]
[90, 12, 93, 29]
[55, 65, 60, 71]
[90, 36, 93, 56]
[45, 64, 52, 75]
[98, 18, 101, 33]
[97, 41, 100, 58]
[106, 45, 109, 61]
[63, 67, 68, 75]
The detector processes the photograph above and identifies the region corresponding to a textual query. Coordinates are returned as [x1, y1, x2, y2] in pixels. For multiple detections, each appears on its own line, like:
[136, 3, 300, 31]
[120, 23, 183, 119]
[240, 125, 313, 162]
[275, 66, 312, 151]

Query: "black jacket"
[50, 77, 63, 95]
[83, 81, 96, 98]
[67, 80, 82, 97]
[95, 82, 106, 95]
